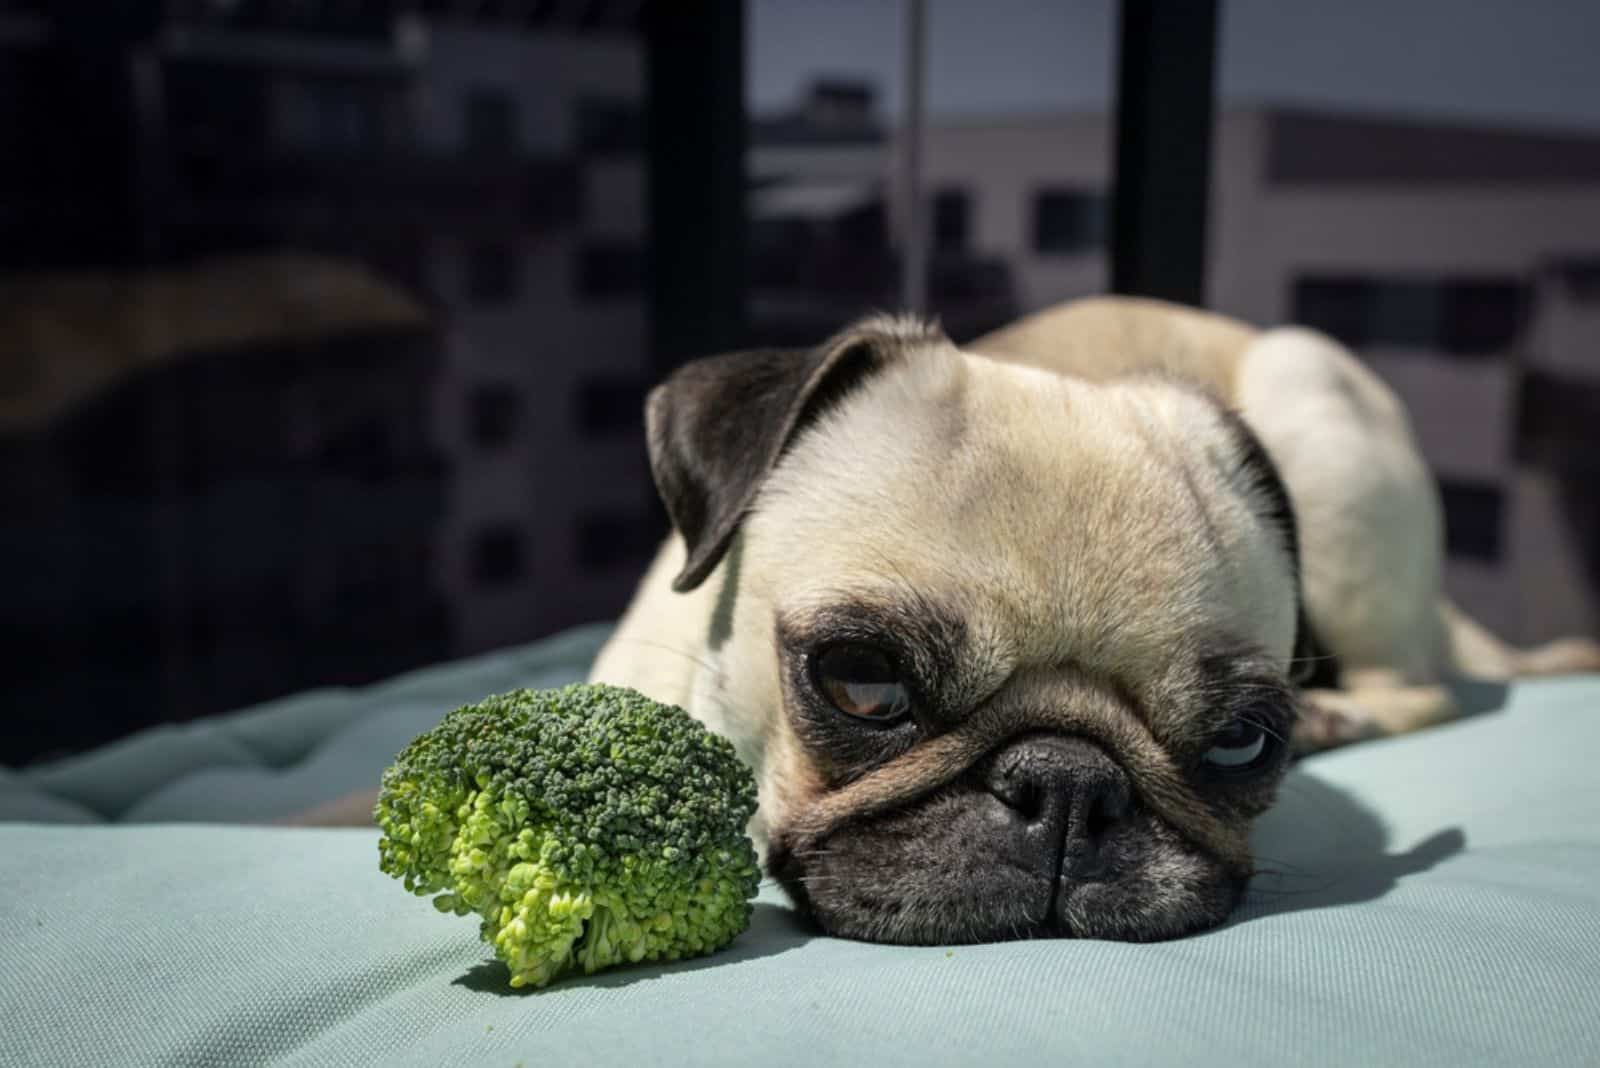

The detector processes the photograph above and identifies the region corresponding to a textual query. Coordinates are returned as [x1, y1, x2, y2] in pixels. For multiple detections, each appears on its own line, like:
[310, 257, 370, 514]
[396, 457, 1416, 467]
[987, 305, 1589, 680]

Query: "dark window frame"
[576, 96, 644, 156]
[1437, 479, 1506, 563]
[1033, 188, 1109, 256]
[931, 187, 970, 253]
[1292, 276, 1531, 356]
[466, 241, 519, 304]
[577, 240, 646, 300]
[470, 524, 526, 588]
[576, 378, 647, 437]
[575, 511, 657, 574]
[463, 86, 518, 156]
[469, 383, 520, 449]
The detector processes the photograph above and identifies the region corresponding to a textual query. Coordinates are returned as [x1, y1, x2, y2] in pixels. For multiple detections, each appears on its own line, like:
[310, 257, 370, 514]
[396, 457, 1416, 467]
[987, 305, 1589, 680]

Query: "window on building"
[469, 384, 519, 448]
[1033, 189, 1108, 255]
[1293, 277, 1530, 355]
[1368, 282, 1443, 349]
[275, 79, 387, 154]
[528, 163, 583, 228]
[317, 417, 390, 482]
[1516, 369, 1600, 469]
[1437, 479, 1505, 563]
[1441, 280, 1529, 353]
[837, 199, 889, 252]
[932, 188, 970, 253]
[576, 512, 656, 573]
[577, 240, 646, 299]
[1292, 278, 1371, 346]
[576, 97, 643, 155]
[467, 242, 518, 304]
[576, 378, 646, 437]
[1556, 258, 1600, 303]
[471, 525, 525, 588]
[463, 87, 517, 155]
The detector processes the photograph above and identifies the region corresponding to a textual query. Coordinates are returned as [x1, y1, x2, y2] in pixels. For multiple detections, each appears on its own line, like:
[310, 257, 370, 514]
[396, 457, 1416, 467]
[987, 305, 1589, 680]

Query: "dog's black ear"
[1215, 408, 1333, 687]
[646, 318, 938, 592]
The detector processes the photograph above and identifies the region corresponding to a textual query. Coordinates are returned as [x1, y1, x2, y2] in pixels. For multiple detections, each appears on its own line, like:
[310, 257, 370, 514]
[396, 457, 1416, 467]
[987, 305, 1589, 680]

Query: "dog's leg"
[1295, 612, 1600, 756]
[1237, 327, 1452, 692]
[1237, 327, 1600, 755]
[1295, 676, 1460, 755]
[1442, 600, 1600, 678]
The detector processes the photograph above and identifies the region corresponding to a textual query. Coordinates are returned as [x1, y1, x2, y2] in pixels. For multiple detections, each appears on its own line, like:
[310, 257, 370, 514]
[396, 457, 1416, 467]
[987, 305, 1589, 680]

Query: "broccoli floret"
[375, 683, 760, 989]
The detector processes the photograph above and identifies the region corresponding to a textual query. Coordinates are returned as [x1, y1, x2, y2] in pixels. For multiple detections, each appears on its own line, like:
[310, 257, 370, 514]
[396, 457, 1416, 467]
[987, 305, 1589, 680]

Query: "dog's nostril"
[1081, 778, 1131, 841]
[1084, 794, 1113, 840]
[988, 769, 1042, 820]
[1016, 781, 1044, 820]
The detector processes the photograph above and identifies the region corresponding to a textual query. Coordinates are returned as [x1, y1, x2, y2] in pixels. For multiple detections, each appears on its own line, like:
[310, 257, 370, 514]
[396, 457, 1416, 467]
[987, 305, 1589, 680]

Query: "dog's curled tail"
[1443, 600, 1600, 680]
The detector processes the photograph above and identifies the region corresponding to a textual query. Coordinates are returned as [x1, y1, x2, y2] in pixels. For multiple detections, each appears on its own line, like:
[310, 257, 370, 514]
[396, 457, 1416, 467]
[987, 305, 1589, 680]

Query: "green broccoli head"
[375, 683, 760, 989]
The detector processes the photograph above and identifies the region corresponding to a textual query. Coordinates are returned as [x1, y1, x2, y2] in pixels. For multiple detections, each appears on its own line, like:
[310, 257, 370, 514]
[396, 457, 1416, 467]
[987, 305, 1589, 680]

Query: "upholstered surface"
[1, 623, 611, 824]
[3, 626, 1598, 1066]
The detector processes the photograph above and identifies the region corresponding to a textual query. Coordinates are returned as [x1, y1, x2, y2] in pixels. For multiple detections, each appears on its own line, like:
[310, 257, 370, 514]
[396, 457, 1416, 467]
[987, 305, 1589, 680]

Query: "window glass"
[471, 525, 525, 587]
[469, 384, 519, 448]
[932, 188, 969, 252]
[467, 242, 519, 303]
[1216, 0, 1600, 642]
[1438, 480, 1506, 563]
[1033, 189, 1109, 256]
[464, 87, 518, 155]
[576, 378, 647, 437]
[577, 240, 646, 299]
[747, 0, 1116, 342]
[576, 511, 657, 574]
[0, 7, 650, 762]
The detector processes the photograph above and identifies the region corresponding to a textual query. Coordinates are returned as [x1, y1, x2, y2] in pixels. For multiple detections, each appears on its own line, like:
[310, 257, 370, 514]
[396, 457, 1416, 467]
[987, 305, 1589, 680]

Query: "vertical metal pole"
[1110, 0, 1218, 307]
[643, 0, 748, 540]
[646, 0, 748, 375]
[129, 44, 194, 721]
[898, 0, 927, 314]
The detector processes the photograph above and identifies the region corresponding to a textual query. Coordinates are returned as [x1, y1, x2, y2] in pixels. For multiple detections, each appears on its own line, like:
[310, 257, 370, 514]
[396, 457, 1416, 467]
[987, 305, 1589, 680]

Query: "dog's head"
[645, 316, 1310, 944]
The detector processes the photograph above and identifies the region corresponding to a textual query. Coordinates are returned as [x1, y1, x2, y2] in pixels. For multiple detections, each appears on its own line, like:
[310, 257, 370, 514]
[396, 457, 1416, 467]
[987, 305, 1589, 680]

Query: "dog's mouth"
[767, 787, 1247, 946]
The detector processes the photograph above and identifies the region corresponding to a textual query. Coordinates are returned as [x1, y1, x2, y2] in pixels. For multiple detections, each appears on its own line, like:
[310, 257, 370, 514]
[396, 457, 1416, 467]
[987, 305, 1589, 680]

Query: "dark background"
[3, 0, 1597, 765]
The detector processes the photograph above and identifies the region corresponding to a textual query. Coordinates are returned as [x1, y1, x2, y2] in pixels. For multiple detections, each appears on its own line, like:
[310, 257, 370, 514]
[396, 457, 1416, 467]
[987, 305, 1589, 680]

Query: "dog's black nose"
[983, 735, 1132, 879]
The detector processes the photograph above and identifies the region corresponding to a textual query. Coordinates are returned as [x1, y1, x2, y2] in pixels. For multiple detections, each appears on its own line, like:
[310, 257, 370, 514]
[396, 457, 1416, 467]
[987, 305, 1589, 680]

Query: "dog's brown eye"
[814, 644, 910, 722]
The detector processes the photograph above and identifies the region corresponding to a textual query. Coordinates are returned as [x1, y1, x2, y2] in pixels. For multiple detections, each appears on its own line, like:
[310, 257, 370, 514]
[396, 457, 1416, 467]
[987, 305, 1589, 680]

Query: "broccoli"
[375, 683, 761, 989]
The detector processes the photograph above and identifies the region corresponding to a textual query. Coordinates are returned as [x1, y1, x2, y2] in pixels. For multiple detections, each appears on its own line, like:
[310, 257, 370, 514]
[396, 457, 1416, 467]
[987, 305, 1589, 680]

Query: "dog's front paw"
[1293, 691, 1381, 754]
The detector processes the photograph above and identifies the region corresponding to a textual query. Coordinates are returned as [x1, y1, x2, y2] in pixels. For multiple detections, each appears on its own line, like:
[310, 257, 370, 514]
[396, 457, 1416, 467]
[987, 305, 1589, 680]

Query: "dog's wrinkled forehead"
[743, 345, 1299, 682]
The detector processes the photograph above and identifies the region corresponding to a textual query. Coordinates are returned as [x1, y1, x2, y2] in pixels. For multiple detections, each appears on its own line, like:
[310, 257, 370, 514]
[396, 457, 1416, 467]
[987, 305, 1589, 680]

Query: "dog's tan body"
[588, 298, 1600, 944]
[594, 297, 1595, 767]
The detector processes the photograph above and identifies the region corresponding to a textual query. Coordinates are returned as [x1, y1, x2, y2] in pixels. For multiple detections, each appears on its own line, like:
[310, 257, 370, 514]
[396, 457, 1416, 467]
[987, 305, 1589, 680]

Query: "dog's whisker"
[606, 636, 725, 680]
[1248, 859, 1318, 880]
[1238, 715, 1290, 745]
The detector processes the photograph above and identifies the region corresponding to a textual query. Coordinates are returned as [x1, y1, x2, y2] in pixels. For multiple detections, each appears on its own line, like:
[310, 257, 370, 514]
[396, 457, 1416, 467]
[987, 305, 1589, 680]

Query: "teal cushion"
[4, 668, 1600, 1065]
[5, 623, 613, 823]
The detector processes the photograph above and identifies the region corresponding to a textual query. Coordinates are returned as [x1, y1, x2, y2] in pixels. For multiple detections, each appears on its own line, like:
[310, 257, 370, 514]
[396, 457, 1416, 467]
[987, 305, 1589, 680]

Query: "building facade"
[897, 107, 1600, 644]
[748, 81, 1018, 345]
[0, 3, 652, 761]
[412, 19, 652, 654]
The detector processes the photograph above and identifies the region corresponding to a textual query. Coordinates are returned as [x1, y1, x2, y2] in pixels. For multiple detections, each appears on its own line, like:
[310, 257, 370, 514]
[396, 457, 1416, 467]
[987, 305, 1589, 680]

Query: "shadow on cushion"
[450, 901, 815, 995]
[1242, 770, 1465, 922]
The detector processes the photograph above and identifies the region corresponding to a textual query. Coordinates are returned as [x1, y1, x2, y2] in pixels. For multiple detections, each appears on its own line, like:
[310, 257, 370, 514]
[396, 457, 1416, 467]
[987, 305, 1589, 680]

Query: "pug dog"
[587, 295, 1600, 946]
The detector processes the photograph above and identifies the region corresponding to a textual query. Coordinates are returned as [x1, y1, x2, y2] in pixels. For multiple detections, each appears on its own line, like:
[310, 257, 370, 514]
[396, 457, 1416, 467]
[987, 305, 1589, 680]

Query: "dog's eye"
[813, 643, 910, 722]
[1201, 719, 1277, 774]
